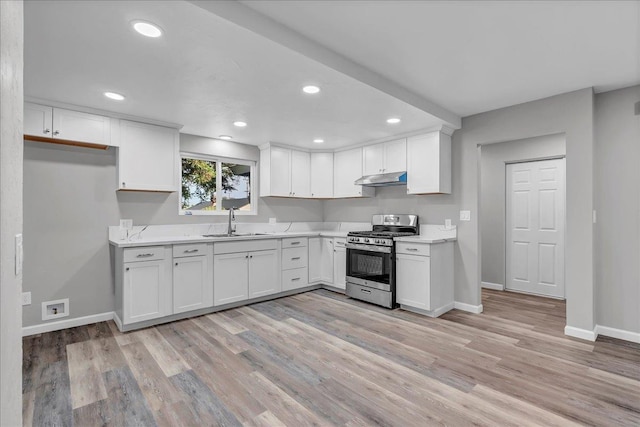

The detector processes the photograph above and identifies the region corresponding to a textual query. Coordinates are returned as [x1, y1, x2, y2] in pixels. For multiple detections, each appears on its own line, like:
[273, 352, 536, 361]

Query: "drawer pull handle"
[136, 253, 154, 258]
[291, 257, 301, 260]
[184, 249, 199, 253]
[290, 241, 301, 245]
[292, 277, 301, 281]
[406, 248, 418, 251]
[360, 289, 371, 294]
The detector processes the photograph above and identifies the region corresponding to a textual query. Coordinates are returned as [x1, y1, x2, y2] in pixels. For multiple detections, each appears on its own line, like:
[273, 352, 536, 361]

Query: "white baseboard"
[22, 312, 114, 337]
[595, 325, 640, 344]
[564, 325, 597, 342]
[454, 301, 484, 314]
[481, 281, 504, 291]
[400, 302, 455, 318]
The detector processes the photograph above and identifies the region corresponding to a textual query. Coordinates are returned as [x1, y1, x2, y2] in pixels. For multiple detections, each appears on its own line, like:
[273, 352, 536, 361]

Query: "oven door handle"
[345, 243, 392, 253]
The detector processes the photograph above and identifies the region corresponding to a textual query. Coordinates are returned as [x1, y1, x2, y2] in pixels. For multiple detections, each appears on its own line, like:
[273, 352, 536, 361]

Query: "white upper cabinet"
[333, 147, 374, 198]
[310, 152, 333, 198]
[260, 145, 310, 198]
[117, 120, 179, 192]
[291, 150, 311, 198]
[24, 102, 112, 147]
[407, 131, 452, 195]
[363, 138, 406, 175]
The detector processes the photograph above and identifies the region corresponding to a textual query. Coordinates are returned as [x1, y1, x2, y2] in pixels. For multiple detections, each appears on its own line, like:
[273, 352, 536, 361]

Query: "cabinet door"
[407, 132, 451, 194]
[123, 260, 171, 324]
[214, 252, 249, 306]
[269, 146, 292, 196]
[396, 254, 430, 310]
[310, 152, 333, 198]
[308, 237, 322, 283]
[248, 249, 280, 298]
[118, 120, 179, 192]
[52, 108, 111, 145]
[290, 150, 311, 197]
[173, 256, 212, 314]
[333, 247, 347, 289]
[321, 237, 334, 283]
[334, 147, 365, 198]
[24, 103, 52, 137]
[363, 143, 385, 175]
[384, 138, 407, 173]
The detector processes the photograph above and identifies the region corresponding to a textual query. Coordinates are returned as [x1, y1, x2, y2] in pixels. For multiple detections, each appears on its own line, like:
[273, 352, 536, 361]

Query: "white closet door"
[506, 158, 565, 298]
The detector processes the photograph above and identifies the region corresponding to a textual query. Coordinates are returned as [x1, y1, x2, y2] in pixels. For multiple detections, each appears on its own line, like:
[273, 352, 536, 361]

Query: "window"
[180, 153, 255, 215]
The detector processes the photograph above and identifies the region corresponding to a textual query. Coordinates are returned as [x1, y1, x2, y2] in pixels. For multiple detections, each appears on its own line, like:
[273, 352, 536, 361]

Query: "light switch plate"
[120, 219, 133, 230]
[460, 210, 471, 221]
[593, 210, 597, 223]
[445, 219, 452, 229]
[269, 217, 277, 224]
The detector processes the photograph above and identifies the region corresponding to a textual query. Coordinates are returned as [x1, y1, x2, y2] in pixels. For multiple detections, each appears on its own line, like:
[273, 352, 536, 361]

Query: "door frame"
[504, 155, 567, 299]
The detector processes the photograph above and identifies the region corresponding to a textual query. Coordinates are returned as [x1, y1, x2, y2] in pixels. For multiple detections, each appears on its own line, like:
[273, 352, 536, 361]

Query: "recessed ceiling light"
[104, 92, 125, 101]
[302, 85, 321, 94]
[233, 121, 247, 127]
[219, 135, 232, 140]
[132, 20, 163, 38]
[313, 138, 324, 144]
[386, 117, 401, 124]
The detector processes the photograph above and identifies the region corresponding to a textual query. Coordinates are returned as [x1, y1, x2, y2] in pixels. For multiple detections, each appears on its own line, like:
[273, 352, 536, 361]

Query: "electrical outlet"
[460, 210, 471, 221]
[269, 217, 277, 224]
[445, 219, 452, 229]
[22, 292, 31, 306]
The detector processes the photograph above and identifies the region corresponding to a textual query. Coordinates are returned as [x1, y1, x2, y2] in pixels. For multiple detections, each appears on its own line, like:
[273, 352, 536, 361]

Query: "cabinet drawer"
[282, 247, 308, 270]
[214, 239, 277, 255]
[124, 246, 165, 263]
[173, 243, 208, 258]
[282, 267, 309, 291]
[282, 237, 308, 249]
[396, 242, 430, 256]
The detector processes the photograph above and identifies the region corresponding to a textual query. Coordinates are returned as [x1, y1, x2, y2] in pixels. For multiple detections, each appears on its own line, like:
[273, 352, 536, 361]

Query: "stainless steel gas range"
[345, 214, 419, 308]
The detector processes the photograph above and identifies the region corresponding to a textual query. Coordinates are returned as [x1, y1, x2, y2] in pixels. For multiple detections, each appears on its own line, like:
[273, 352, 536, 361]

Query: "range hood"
[354, 171, 407, 187]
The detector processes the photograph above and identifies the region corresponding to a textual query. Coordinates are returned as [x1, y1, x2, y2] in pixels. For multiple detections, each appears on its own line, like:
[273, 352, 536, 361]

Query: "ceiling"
[24, 1, 446, 150]
[25, 1, 639, 149]
[242, 0, 640, 117]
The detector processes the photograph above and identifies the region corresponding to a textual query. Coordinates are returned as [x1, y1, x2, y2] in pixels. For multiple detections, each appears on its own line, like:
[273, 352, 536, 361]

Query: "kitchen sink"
[202, 233, 269, 238]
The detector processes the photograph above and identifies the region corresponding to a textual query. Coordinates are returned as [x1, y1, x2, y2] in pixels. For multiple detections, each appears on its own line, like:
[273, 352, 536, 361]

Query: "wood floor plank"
[23, 289, 640, 427]
[66, 340, 108, 409]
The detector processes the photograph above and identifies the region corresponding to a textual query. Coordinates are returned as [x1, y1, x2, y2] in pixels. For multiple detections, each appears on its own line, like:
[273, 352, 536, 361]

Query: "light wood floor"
[23, 289, 640, 426]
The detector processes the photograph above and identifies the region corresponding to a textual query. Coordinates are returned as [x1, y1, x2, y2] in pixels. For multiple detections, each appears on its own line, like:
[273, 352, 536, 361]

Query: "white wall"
[480, 134, 566, 287]
[0, 0, 24, 424]
[22, 134, 323, 328]
[594, 85, 640, 334]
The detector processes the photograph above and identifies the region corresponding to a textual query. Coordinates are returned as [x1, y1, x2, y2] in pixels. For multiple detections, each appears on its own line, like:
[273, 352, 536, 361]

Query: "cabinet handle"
[291, 257, 300, 260]
[292, 277, 301, 281]
[53, 130, 60, 136]
[360, 289, 371, 294]
[126, 267, 130, 271]
[406, 248, 418, 251]
[290, 241, 300, 245]
[175, 262, 178, 266]
[184, 249, 199, 253]
[122, 182, 126, 187]
[136, 253, 154, 258]
[250, 255, 253, 258]
[43, 128, 50, 134]
[245, 255, 248, 259]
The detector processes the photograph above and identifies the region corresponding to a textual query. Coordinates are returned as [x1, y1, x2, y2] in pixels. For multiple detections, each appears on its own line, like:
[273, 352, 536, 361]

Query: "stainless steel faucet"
[227, 207, 236, 235]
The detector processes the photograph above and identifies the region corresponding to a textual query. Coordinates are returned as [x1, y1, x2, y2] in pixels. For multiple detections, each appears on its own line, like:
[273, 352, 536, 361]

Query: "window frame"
[179, 152, 257, 216]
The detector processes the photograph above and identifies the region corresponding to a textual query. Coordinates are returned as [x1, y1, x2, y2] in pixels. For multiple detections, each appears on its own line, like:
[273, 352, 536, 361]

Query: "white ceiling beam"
[187, 0, 461, 129]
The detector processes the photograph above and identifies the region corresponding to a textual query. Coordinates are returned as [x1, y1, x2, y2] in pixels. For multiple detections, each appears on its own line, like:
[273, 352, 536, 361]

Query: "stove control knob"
[364, 238, 369, 243]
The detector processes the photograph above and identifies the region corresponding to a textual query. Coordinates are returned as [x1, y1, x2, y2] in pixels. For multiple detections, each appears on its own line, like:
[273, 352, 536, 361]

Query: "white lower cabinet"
[282, 238, 309, 291]
[395, 241, 454, 317]
[214, 239, 280, 306]
[122, 253, 172, 325]
[332, 238, 347, 290]
[173, 243, 213, 314]
[309, 237, 334, 284]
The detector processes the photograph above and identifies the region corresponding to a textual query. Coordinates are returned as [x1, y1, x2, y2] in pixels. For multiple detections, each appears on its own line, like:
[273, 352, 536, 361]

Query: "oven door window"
[347, 249, 391, 284]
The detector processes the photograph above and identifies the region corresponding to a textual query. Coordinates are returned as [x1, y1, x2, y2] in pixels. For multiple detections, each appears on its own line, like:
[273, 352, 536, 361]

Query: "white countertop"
[109, 231, 348, 248]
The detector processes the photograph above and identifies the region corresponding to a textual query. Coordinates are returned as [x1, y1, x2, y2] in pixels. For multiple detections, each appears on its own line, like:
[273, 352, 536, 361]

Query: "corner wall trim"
[481, 281, 504, 291]
[453, 302, 484, 314]
[22, 312, 114, 337]
[564, 325, 597, 342]
[595, 325, 640, 344]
